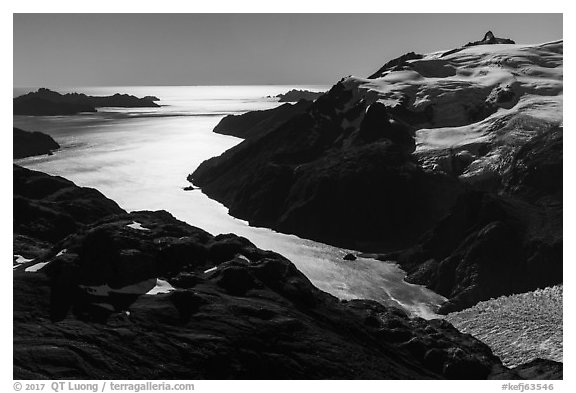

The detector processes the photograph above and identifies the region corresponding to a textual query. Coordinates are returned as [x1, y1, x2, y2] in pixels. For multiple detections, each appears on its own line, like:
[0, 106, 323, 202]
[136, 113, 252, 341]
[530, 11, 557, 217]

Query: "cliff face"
[13, 128, 60, 159]
[191, 38, 562, 311]
[13, 88, 160, 116]
[15, 166, 553, 380]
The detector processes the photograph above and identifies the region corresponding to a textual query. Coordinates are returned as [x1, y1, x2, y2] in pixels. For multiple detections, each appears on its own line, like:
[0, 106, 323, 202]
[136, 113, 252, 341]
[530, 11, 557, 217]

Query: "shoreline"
[15, 164, 555, 380]
[14, 157, 563, 371]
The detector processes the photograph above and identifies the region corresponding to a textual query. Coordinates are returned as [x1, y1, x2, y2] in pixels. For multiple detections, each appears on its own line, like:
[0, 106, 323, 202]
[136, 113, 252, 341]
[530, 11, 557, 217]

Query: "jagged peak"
[465, 31, 516, 47]
[484, 31, 496, 41]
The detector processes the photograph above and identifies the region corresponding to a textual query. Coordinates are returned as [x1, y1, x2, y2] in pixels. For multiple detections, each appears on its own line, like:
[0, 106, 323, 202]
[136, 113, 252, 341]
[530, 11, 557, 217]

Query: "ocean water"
[13, 85, 446, 318]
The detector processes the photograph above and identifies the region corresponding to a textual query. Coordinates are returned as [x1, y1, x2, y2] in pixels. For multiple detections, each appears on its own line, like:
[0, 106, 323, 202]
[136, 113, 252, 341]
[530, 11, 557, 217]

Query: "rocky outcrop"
[13, 165, 125, 260]
[465, 31, 516, 47]
[213, 100, 313, 139]
[14, 88, 159, 116]
[273, 89, 324, 102]
[13, 128, 60, 159]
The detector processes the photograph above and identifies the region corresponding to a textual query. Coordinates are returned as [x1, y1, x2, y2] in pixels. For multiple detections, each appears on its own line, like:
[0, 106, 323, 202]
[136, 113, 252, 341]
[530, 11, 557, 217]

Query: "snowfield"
[446, 285, 562, 367]
[339, 40, 562, 183]
[349, 40, 562, 131]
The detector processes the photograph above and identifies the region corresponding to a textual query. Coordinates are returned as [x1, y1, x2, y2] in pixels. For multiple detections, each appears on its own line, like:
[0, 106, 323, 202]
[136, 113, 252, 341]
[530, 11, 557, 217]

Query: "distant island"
[13, 127, 60, 159]
[14, 88, 160, 116]
[269, 89, 324, 102]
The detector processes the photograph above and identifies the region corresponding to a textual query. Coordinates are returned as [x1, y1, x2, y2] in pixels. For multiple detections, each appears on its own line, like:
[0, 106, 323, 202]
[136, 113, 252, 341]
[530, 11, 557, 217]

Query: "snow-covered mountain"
[191, 34, 563, 313]
[341, 38, 562, 184]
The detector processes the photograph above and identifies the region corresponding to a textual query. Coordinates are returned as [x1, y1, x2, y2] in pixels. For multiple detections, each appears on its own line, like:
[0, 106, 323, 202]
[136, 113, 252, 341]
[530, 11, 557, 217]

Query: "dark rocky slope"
[192, 84, 465, 251]
[14, 88, 159, 116]
[190, 37, 562, 312]
[13, 167, 562, 379]
[13, 165, 125, 261]
[213, 100, 313, 139]
[13, 128, 60, 159]
[389, 126, 562, 313]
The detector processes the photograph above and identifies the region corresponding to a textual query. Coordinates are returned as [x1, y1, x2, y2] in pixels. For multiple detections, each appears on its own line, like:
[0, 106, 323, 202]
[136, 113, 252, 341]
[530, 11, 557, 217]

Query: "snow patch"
[14, 255, 34, 264]
[235, 254, 250, 262]
[56, 249, 67, 257]
[146, 279, 176, 295]
[25, 262, 50, 273]
[126, 221, 150, 231]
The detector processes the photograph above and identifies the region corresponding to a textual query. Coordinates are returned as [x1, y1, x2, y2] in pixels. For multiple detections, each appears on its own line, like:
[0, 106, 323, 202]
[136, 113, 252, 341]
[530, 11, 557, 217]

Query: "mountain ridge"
[190, 36, 562, 312]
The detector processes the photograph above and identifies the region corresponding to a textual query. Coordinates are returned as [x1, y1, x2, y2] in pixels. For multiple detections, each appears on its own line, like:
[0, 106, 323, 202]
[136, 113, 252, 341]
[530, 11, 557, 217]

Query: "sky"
[13, 13, 563, 87]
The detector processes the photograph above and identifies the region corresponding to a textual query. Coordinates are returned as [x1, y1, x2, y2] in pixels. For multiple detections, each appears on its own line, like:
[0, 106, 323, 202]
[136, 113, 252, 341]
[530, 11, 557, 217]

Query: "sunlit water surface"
[14, 86, 446, 318]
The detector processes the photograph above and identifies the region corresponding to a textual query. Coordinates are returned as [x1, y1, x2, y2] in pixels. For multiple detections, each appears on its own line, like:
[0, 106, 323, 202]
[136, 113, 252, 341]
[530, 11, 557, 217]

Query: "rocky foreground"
[12, 165, 562, 379]
[14, 88, 159, 116]
[190, 35, 562, 313]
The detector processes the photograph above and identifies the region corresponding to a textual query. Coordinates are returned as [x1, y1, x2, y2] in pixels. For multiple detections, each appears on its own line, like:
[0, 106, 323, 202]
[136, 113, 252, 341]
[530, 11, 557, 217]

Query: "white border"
[3, 4, 571, 391]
